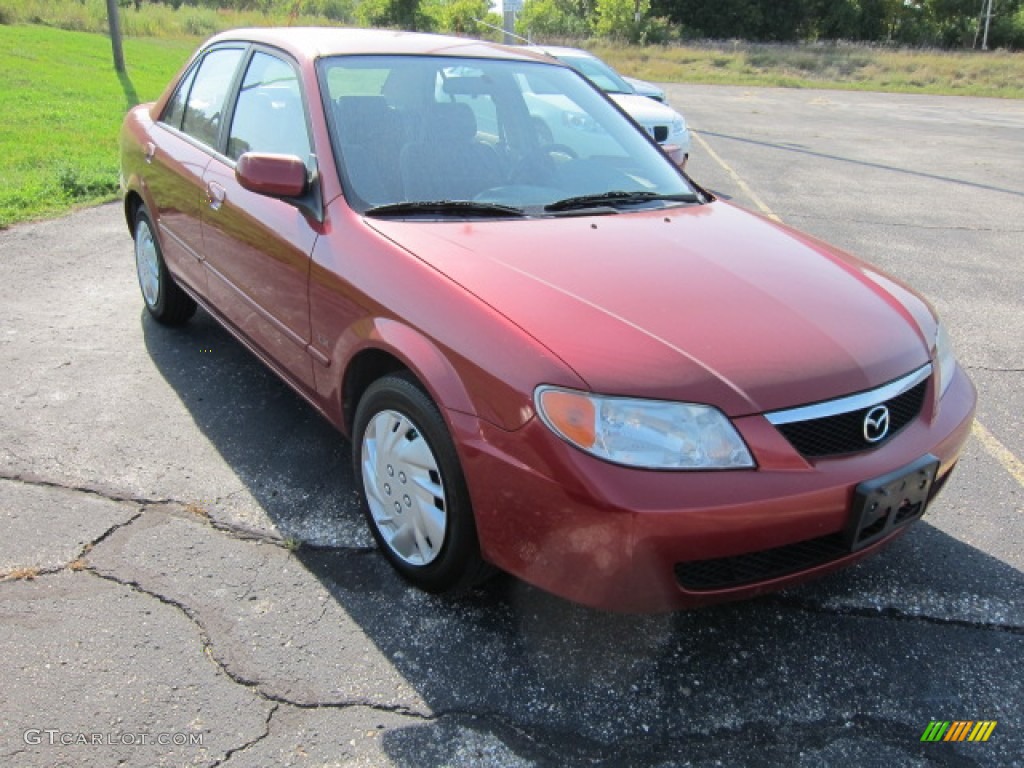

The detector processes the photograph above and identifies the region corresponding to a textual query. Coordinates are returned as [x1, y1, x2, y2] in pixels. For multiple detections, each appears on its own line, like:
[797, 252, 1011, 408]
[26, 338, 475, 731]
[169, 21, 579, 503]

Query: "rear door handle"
[144, 142, 157, 164]
[206, 181, 226, 211]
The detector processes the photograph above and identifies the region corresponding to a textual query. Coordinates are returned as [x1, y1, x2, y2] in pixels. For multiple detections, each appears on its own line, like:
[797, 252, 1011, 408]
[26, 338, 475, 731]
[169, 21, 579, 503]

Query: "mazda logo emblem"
[863, 405, 891, 444]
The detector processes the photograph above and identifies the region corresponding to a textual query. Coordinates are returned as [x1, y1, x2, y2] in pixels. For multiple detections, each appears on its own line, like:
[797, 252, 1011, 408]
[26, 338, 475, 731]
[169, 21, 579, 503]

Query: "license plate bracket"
[846, 454, 939, 552]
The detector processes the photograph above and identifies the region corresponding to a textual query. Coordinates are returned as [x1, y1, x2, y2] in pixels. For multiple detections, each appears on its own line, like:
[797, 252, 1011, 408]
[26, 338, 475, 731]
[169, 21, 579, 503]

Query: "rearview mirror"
[236, 152, 308, 198]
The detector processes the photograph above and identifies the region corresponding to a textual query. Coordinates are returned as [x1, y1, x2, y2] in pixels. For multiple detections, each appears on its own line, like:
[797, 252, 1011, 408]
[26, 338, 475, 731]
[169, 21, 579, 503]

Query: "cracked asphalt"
[1, 87, 1022, 767]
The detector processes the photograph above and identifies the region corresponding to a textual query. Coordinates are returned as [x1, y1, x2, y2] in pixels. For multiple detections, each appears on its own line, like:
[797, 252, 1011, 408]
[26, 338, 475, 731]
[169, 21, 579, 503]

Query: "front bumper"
[450, 366, 976, 613]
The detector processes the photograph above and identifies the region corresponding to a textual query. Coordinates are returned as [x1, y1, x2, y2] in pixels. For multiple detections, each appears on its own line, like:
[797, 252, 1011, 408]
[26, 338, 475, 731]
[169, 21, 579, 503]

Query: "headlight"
[933, 322, 957, 398]
[670, 118, 686, 134]
[535, 386, 755, 470]
[562, 111, 600, 133]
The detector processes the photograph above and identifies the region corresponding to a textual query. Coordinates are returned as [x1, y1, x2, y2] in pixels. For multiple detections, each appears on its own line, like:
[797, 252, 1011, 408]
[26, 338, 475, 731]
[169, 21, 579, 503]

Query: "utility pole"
[981, 0, 994, 51]
[106, 0, 125, 73]
[502, 0, 522, 45]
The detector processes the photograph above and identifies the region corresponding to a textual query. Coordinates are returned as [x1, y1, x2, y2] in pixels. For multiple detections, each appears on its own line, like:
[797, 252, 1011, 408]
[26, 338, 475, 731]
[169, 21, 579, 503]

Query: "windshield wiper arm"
[365, 200, 525, 218]
[544, 190, 699, 212]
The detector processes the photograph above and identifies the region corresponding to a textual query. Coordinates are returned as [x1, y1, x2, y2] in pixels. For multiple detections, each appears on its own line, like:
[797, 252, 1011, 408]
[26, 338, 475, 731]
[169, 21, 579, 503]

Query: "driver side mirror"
[235, 152, 308, 198]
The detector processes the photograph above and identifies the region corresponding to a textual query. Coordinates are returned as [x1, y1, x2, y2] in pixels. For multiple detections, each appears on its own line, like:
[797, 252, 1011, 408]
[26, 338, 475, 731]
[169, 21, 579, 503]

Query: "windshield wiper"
[365, 200, 525, 218]
[544, 190, 699, 213]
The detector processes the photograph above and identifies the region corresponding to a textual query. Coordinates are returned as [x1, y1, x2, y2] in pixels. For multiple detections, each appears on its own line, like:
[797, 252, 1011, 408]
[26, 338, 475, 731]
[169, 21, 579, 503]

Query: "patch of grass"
[0, 25, 196, 228]
[591, 41, 1024, 99]
[1, 18, 1022, 229]
[0, 0, 340, 37]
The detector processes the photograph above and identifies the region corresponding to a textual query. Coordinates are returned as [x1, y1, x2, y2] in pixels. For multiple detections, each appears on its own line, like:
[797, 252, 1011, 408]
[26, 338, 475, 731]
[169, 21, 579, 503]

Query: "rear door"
[149, 46, 245, 297]
[200, 49, 318, 392]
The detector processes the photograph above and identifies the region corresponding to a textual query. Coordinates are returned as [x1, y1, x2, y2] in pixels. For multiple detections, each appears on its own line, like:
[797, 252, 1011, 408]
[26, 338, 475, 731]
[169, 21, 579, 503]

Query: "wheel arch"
[342, 347, 408, 434]
[124, 190, 145, 235]
[338, 318, 482, 435]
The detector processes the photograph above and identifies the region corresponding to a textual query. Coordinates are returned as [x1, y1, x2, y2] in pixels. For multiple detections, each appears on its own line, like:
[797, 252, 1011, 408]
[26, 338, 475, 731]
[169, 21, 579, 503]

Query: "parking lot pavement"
[1, 86, 1022, 767]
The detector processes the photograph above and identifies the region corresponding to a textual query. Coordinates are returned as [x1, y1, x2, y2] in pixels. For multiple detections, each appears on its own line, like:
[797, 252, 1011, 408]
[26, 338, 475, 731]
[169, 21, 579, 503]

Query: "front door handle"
[206, 181, 226, 211]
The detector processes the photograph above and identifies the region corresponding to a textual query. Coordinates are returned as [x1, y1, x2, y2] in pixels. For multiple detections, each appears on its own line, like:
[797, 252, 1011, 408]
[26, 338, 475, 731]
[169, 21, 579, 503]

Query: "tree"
[517, 0, 592, 39]
[650, 0, 812, 40]
[422, 0, 502, 36]
[356, 0, 430, 29]
[594, 0, 650, 41]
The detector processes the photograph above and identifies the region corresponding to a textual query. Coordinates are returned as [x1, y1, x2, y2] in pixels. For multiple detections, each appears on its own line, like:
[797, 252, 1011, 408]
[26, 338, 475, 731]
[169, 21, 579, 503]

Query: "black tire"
[353, 372, 489, 593]
[133, 207, 196, 325]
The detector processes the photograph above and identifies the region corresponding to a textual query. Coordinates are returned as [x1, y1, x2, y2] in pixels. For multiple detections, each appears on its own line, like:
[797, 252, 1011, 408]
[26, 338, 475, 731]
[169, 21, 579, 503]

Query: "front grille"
[775, 378, 927, 458]
[675, 533, 849, 591]
[652, 125, 668, 142]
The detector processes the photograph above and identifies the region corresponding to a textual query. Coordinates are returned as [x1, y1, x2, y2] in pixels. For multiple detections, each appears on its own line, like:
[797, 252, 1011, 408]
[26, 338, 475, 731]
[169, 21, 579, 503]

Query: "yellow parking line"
[691, 130, 781, 222]
[695, 128, 1024, 490]
[972, 421, 1024, 487]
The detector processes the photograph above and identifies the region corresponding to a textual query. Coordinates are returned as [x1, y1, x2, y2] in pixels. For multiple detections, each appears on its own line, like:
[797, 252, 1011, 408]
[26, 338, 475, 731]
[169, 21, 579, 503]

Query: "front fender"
[310, 206, 587, 435]
[342, 316, 480, 423]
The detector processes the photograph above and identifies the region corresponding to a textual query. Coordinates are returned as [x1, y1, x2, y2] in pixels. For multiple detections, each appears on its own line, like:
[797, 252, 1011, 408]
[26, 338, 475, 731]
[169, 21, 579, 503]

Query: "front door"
[200, 50, 318, 392]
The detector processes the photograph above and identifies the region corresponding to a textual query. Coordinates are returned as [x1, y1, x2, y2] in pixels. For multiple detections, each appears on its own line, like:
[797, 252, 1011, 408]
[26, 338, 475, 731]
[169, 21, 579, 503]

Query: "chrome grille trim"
[765, 364, 932, 426]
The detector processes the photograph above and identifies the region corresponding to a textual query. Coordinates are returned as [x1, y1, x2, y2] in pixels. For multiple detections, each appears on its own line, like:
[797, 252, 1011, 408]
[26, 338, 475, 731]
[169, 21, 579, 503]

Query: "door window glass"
[228, 52, 310, 163]
[161, 65, 197, 130]
[180, 47, 244, 148]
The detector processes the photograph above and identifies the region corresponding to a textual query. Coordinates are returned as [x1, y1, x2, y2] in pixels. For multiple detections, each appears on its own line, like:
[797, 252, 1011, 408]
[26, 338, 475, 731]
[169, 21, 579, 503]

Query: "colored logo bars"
[921, 721, 997, 742]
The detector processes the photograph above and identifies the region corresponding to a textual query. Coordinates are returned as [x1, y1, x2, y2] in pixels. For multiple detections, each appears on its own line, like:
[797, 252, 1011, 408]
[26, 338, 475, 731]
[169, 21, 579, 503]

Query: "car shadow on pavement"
[143, 307, 1024, 766]
[142, 306, 366, 547]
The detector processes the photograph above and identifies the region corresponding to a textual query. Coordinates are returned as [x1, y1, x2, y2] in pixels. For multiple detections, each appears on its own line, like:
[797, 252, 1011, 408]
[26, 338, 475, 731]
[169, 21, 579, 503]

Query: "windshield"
[554, 54, 633, 95]
[318, 55, 695, 216]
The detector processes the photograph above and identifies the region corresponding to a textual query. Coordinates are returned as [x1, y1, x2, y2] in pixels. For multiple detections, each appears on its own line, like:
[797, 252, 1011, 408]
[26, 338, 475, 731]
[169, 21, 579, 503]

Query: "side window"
[180, 47, 244, 148]
[228, 52, 310, 163]
[161, 65, 197, 130]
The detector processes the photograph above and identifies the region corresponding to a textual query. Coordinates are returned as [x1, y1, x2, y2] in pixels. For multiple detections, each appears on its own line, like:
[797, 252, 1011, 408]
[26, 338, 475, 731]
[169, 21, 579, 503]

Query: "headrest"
[335, 95, 392, 144]
[425, 103, 477, 143]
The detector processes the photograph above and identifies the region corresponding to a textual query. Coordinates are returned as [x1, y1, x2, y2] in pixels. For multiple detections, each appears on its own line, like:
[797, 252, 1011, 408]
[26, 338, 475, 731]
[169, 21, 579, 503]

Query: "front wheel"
[353, 373, 488, 593]
[133, 207, 196, 325]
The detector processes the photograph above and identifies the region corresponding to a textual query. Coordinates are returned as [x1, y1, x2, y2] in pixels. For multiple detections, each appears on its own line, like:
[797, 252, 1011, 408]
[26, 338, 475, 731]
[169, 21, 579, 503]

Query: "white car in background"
[529, 45, 689, 167]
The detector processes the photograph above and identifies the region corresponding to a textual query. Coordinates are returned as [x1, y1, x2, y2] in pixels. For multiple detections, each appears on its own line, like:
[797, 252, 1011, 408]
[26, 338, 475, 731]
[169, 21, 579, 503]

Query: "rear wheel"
[133, 207, 196, 325]
[353, 372, 488, 593]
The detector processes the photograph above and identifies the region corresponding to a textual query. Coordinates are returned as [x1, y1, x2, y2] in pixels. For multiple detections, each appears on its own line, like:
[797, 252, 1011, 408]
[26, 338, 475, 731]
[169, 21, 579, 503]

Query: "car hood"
[365, 202, 935, 415]
[609, 92, 684, 126]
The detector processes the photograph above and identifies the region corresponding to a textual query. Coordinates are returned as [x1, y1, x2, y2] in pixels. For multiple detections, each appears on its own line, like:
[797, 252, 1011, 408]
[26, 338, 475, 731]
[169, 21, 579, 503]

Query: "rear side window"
[162, 65, 197, 130]
[178, 48, 244, 148]
[227, 51, 311, 163]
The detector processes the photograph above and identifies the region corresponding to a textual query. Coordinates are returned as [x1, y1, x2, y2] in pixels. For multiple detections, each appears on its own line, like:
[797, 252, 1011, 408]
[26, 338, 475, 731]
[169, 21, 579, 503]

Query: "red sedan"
[120, 28, 976, 612]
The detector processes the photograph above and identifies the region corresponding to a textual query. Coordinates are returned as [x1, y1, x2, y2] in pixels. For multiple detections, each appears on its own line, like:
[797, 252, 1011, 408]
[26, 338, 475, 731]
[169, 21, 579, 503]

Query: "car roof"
[525, 45, 594, 59]
[205, 26, 555, 64]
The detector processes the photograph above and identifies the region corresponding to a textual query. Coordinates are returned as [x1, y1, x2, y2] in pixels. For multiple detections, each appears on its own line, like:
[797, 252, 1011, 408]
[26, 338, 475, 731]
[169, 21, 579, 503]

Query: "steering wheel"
[511, 144, 579, 184]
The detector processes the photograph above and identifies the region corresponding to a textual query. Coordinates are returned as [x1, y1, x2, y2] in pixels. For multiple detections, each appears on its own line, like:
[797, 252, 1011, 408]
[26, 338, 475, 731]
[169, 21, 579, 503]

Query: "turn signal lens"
[537, 389, 596, 449]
